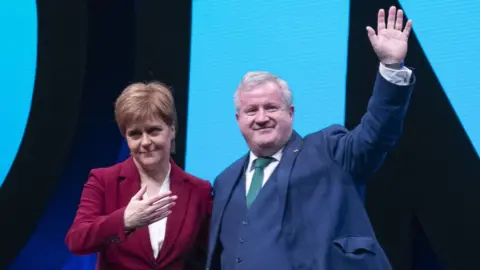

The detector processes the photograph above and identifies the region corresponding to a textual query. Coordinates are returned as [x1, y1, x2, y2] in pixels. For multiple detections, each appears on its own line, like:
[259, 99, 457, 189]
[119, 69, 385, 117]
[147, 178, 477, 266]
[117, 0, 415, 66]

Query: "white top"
[142, 164, 171, 259]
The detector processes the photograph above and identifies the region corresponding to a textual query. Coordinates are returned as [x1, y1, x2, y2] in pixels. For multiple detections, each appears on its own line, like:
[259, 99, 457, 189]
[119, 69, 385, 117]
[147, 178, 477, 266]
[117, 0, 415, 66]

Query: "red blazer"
[65, 157, 212, 270]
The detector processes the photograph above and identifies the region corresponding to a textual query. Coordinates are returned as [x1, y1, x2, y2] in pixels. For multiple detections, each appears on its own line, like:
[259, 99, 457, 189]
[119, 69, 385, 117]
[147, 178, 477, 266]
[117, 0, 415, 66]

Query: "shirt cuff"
[378, 63, 413, 86]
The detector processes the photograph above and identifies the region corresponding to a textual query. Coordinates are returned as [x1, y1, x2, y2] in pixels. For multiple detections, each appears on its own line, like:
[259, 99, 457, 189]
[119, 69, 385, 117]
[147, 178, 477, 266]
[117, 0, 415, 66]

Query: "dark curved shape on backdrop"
[5, 1, 137, 269]
[347, 0, 480, 269]
[2, 1, 479, 270]
[0, 0, 88, 268]
[6, 0, 191, 269]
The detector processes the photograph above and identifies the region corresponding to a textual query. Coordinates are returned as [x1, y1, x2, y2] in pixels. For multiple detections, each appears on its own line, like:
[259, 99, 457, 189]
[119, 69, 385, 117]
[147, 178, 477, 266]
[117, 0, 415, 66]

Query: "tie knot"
[254, 157, 272, 169]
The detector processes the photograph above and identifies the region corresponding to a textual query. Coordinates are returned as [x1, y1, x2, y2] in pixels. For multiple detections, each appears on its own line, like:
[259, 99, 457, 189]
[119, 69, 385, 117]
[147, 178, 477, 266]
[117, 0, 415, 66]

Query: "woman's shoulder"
[184, 171, 212, 189]
[170, 159, 211, 188]
[88, 158, 133, 183]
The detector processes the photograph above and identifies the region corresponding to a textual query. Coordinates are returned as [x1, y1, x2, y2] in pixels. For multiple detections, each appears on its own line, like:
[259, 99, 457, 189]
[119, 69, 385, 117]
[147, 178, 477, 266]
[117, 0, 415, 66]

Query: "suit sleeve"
[323, 70, 415, 180]
[65, 170, 128, 255]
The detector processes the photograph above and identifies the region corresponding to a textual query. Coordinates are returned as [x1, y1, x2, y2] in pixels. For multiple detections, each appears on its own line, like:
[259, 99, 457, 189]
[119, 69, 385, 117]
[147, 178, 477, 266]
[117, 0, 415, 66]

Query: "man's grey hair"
[234, 71, 292, 111]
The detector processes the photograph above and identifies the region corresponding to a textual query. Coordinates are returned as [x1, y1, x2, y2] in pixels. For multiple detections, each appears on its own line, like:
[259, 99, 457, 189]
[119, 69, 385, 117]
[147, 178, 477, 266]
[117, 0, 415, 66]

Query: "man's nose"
[255, 110, 269, 123]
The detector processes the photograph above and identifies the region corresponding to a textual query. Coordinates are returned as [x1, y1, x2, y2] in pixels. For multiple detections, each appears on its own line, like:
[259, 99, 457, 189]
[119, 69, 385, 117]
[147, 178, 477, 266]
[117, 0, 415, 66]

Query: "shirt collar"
[247, 147, 284, 172]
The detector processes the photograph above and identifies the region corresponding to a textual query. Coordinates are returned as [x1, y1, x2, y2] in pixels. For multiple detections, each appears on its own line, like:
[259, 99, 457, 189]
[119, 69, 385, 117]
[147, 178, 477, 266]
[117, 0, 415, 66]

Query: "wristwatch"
[384, 61, 404, 70]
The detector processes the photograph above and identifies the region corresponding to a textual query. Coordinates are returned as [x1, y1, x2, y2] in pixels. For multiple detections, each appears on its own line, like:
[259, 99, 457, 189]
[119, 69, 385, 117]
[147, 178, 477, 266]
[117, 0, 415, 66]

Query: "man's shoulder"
[213, 154, 247, 187]
[217, 155, 247, 178]
[302, 124, 349, 143]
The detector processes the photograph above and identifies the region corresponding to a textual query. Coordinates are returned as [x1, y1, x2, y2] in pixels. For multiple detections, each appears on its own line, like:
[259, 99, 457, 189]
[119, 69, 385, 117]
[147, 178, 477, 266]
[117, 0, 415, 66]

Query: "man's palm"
[367, 6, 412, 64]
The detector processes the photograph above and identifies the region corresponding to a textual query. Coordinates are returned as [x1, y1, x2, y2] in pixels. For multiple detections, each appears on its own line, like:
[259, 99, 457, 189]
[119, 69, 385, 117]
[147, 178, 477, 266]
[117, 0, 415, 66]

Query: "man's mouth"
[255, 127, 274, 131]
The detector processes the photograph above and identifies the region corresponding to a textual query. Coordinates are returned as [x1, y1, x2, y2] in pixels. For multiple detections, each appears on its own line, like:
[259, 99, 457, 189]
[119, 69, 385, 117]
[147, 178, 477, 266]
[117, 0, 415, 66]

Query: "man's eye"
[266, 106, 278, 111]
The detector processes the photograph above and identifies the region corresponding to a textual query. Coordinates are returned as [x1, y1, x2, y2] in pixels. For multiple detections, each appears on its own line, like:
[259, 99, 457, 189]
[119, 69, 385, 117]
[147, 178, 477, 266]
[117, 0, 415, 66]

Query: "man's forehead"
[246, 81, 279, 91]
[241, 82, 281, 97]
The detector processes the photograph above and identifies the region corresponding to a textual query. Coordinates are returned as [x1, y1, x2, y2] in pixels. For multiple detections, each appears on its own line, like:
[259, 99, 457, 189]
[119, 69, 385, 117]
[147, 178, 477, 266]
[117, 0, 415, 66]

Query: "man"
[207, 6, 414, 270]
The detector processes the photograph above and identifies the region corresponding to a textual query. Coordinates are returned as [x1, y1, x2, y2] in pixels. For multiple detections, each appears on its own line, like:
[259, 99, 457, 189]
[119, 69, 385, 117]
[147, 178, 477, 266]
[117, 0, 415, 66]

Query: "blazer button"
[109, 236, 120, 243]
[242, 220, 248, 225]
[239, 237, 244, 243]
[236, 257, 242, 263]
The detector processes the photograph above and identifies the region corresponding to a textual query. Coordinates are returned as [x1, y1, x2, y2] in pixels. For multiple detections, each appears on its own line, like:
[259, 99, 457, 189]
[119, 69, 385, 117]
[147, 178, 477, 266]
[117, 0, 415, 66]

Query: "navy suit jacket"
[207, 72, 415, 270]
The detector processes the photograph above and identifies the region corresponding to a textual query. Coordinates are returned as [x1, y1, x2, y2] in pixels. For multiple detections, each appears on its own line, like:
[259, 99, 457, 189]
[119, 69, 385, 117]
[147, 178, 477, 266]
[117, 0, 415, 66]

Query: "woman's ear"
[170, 124, 176, 140]
[170, 124, 176, 154]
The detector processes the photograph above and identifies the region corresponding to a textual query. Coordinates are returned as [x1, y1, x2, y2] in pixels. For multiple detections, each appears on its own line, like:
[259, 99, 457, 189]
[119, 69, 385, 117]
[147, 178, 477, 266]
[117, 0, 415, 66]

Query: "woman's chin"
[136, 156, 162, 168]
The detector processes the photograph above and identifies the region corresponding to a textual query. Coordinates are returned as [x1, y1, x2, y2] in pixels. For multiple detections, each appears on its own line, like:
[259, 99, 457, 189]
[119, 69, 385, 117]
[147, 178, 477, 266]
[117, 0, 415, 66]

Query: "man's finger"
[377, 9, 386, 32]
[366, 26, 377, 47]
[395, 9, 404, 30]
[403, 20, 413, 39]
[387, 6, 396, 29]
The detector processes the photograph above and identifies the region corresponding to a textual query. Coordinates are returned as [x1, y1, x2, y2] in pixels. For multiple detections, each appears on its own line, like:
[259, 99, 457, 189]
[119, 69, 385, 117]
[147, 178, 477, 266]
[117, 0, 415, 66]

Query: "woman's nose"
[140, 134, 152, 145]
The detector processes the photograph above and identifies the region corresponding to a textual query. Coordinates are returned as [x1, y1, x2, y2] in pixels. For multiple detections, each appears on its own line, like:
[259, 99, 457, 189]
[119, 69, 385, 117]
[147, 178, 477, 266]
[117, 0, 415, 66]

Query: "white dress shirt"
[142, 164, 171, 259]
[245, 148, 284, 194]
[378, 62, 412, 86]
[245, 63, 412, 193]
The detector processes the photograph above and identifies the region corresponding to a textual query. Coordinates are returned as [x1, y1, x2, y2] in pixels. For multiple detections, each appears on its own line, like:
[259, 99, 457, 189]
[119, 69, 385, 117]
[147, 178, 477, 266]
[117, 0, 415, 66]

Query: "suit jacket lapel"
[276, 131, 303, 222]
[118, 157, 155, 262]
[208, 154, 248, 263]
[157, 160, 192, 262]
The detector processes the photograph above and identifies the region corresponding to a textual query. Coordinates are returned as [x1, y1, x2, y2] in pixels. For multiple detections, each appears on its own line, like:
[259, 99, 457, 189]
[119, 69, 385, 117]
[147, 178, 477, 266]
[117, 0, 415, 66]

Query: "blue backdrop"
[4, 0, 480, 269]
[399, 0, 480, 155]
[0, 1, 37, 188]
[186, 0, 350, 181]
[186, 0, 480, 182]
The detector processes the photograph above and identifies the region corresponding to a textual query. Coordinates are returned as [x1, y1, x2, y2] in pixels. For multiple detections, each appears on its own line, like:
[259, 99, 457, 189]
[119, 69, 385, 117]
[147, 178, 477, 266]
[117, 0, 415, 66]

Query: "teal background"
[0, 1, 37, 187]
[186, 0, 350, 181]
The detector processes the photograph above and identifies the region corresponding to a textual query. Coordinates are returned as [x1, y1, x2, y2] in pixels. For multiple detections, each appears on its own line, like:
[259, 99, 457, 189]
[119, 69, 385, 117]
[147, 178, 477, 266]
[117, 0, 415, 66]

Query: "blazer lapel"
[157, 160, 192, 262]
[208, 154, 248, 262]
[118, 157, 155, 262]
[275, 131, 303, 222]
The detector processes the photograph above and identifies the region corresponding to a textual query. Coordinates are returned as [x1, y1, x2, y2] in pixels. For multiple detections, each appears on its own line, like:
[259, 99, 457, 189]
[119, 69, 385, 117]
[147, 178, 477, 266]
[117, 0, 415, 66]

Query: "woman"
[65, 81, 212, 270]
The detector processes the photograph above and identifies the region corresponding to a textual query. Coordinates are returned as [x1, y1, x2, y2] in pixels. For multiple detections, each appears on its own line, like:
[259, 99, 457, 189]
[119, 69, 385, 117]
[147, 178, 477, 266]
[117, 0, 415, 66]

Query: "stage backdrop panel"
[0, 1, 37, 187]
[186, 0, 350, 181]
[399, 0, 480, 155]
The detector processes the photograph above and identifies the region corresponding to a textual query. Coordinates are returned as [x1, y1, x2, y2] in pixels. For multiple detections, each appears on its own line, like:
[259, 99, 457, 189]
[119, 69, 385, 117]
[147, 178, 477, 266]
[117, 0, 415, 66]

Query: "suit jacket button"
[297, 262, 306, 269]
[242, 220, 248, 225]
[236, 257, 242, 263]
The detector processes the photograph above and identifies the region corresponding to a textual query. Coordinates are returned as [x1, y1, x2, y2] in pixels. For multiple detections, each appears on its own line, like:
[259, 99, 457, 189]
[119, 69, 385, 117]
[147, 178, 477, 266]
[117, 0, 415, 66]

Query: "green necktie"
[246, 157, 273, 208]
